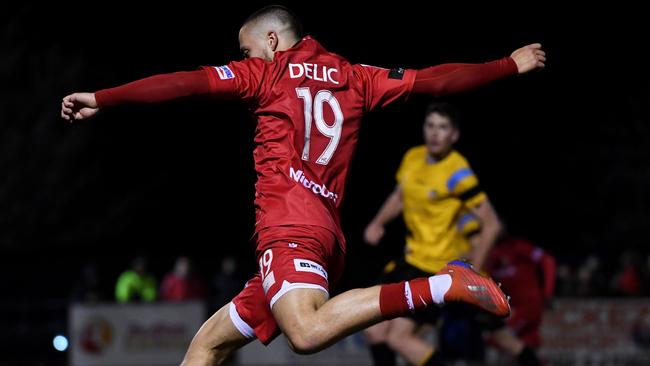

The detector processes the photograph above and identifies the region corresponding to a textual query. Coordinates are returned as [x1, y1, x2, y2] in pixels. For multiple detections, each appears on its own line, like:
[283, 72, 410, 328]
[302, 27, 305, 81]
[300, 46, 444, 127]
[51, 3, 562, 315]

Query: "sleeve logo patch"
[214, 65, 235, 80]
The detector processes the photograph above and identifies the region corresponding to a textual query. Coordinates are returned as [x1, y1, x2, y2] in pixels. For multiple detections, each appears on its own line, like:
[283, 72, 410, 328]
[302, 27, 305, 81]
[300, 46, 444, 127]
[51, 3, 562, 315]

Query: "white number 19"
[296, 87, 343, 165]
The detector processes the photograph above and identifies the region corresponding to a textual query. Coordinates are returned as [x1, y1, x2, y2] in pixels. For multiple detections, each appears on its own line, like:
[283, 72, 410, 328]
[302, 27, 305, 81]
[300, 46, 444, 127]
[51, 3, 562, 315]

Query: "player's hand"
[510, 43, 546, 74]
[364, 221, 385, 246]
[61, 92, 99, 122]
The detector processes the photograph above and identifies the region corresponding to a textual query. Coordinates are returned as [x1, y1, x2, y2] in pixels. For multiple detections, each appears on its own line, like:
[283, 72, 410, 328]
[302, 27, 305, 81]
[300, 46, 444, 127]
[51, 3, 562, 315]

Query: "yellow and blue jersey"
[396, 146, 486, 273]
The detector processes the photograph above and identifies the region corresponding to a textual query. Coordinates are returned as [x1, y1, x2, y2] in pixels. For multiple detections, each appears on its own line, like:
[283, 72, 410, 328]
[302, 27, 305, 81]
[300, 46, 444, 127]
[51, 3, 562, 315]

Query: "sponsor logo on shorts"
[294, 259, 328, 280]
[214, 65, 235, 80]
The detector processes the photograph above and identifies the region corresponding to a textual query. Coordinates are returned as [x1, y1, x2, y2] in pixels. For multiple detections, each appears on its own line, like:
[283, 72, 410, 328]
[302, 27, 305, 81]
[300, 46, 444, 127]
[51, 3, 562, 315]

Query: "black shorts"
[378, 257, 505, 330]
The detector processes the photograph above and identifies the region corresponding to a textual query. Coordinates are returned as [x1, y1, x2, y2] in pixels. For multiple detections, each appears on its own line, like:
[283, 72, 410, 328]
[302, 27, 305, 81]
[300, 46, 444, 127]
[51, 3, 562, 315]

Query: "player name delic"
[289, 63, 339, 84]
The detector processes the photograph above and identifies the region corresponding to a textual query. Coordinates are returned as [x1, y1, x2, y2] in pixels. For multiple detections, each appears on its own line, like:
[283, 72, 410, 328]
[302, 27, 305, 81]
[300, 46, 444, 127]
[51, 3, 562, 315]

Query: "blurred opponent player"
[61, 5, 545, 365]
[363, 103, 542, 366]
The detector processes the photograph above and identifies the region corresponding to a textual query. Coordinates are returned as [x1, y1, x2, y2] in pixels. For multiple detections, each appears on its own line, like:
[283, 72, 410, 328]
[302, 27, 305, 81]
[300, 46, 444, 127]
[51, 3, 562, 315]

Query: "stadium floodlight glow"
[53, 335, 68, 352]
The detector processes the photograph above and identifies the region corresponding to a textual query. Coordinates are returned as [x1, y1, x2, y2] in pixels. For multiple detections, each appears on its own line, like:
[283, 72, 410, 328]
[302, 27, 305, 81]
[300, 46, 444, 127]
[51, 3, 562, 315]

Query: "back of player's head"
[244, 5, 303, 39]
[425, 102, 460, 129]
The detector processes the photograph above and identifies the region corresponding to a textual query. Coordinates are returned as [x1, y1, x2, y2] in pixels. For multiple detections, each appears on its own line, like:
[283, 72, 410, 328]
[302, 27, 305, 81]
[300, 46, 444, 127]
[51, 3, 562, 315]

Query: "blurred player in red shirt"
[486, 234, 556, 348]
[61, 5, 545, 365]
[159, 257, 208, 302]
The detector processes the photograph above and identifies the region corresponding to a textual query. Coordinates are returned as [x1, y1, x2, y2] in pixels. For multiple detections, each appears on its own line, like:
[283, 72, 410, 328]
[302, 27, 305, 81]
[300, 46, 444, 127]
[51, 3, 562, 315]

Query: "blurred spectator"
[115, 256, 157, 303]
[555, 263, 576, 297]
[576, 255, 608, 296]
[643, 254, 650, 294]
[70, 263, 104, 303]
[160, 256, 208, 302]
[611, 250, 643, 296]
[212, 256, 244, 310]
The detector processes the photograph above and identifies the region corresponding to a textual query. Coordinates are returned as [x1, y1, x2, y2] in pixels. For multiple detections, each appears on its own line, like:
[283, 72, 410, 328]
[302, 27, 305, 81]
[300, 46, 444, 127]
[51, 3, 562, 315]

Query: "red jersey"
[95, 35, 517, 251]
[202, 37, 416, 249]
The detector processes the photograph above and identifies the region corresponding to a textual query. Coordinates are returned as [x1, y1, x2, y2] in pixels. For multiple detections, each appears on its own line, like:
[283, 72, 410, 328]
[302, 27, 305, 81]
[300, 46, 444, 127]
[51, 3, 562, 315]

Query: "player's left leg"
[181, 272, 281, 366]
[180, 302, 253, 366]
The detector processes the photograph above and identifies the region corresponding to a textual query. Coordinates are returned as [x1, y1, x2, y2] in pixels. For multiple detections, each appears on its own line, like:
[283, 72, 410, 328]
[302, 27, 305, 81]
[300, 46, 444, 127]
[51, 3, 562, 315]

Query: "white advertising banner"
[540, 298, 650, 365]
[69, 302, 205, 366]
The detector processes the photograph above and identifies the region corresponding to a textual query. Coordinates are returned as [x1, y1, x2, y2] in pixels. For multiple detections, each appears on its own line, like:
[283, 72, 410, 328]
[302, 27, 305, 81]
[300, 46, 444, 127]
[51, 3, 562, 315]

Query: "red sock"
[379, 278, 434, 319]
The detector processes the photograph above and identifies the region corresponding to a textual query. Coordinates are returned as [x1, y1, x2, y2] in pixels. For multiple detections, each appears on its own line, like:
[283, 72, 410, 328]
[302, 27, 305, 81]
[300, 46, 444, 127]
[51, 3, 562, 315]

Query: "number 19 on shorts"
[259, 249, 273, 280]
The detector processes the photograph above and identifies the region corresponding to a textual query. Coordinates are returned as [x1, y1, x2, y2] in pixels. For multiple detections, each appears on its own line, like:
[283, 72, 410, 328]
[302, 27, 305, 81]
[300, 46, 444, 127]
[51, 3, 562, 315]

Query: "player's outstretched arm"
[411, 43, 546, 96]
[61, 70, 214, 122]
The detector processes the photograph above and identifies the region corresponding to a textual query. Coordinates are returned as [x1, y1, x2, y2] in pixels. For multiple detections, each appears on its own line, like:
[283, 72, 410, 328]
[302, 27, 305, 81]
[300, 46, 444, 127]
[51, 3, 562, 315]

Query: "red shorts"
[229, 225, 344, 345]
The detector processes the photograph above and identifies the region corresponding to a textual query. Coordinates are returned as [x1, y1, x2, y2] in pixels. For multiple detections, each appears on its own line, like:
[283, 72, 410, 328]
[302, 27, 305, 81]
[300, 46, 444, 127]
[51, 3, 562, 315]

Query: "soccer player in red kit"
[60, 6, 546, 365]
[486, 235, 556, 348]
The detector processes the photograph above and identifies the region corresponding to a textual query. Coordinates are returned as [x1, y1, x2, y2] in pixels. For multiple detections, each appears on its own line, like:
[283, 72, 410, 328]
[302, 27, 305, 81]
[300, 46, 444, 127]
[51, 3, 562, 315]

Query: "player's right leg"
[363, 258, 404, 366]
[436, 260, 511, 317]
[270, 259, 509, 354]
[379, 260, 446, 366]
[364, 257, 435, 366]
[258, 226, 509, 355]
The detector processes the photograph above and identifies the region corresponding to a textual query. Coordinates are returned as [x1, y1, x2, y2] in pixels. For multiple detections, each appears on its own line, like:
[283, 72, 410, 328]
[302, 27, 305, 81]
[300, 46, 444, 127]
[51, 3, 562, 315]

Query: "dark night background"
[1, 1, 649, 363]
